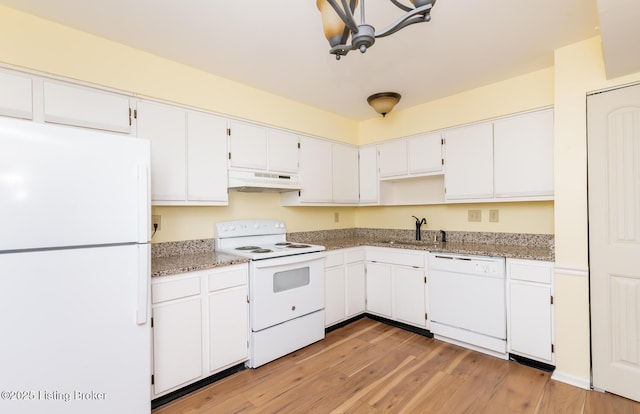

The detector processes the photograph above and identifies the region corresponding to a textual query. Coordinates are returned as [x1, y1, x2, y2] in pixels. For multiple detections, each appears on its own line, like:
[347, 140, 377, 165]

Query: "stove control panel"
[215, 219, 286, 238]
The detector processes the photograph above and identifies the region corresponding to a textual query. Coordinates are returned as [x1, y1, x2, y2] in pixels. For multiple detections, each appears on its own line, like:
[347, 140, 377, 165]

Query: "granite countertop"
[314, 236, 554, 261]
[151, 251, 249, 278]
[152, 230, 554, 277]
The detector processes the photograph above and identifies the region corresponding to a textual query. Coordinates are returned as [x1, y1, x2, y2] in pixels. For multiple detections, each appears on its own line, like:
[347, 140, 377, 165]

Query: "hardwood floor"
[153, 318, 640, 413]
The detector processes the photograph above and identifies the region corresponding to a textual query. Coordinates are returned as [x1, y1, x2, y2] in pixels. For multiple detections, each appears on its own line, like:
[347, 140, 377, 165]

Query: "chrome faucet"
[412, 216, 427, 240]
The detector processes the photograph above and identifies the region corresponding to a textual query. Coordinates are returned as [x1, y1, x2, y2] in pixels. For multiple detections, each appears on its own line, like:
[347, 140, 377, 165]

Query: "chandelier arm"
[389, 0, 413, 13]
[325, 0, 358, 33]
[373, 5, 432, 38]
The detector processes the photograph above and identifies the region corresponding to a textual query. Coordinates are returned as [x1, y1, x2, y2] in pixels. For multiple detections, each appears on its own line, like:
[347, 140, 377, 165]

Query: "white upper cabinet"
[228, 121, 268, 170]
[332, 142, 359, 203]
[358, 145, 379, 204]
[378, 139, 407, 178]
[493, 109, 554, 198]
[268, 129, 300, 173]
[297, 136, 333, 203]
[137, 100, 187, 202]
[444, 122, 494, 200]
[407, 132, 443, 175]
[378, 133, 443, 180]
[43, 80, 132, 133]
[228, 122, 300, 174]
[186, 111, 229, 203]
[0, 69, 33, 120]
[137, 100, 228, 205]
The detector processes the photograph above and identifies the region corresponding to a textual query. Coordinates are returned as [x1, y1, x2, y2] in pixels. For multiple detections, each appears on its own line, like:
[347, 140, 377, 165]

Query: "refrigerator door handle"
[137, 163, 150, 243]
[136, 244, 150, 325]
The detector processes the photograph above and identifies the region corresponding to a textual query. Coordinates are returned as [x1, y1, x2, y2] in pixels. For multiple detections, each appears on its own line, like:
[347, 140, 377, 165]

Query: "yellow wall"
[552, 36, 640, 384]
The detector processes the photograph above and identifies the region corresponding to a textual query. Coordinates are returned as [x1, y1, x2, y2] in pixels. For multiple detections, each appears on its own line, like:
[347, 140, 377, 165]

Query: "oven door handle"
[251, 252, 325, 269]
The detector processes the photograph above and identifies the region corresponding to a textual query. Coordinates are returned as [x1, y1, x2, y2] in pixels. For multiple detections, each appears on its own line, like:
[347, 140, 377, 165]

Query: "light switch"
[468, 209, 481, 222]
[489, 209, 499, 222]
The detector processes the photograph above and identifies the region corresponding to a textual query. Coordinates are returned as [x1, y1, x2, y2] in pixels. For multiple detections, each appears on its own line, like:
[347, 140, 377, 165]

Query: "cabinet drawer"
[346, 249, 366, 263]
[508, 259, 553, 284]
[208, 267, 247, 291]
[152, 276, 201, 303]
[366, 248, 425, 268]
[325, 251, 345, 268]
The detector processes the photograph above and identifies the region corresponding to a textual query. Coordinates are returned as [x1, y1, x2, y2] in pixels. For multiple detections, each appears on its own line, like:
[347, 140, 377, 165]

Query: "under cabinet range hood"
[228, 169, 301, 192]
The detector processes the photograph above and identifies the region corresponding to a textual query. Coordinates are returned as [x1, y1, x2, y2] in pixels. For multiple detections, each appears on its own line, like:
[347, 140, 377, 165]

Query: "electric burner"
[288, 244, 311, 248]
[236, 246, 261, 250]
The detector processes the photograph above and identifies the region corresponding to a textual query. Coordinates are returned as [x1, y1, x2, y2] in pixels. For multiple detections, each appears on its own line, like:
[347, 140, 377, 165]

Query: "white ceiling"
[1, 0, 635, 120]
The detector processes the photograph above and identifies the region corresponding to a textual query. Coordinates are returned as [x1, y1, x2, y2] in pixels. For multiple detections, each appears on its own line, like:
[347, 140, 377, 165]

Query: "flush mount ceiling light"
[367, 92, 401, 117]
[316, 0, 436, 60]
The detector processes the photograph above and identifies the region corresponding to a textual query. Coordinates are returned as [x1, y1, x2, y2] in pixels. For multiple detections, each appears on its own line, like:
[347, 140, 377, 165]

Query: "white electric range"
[214, 219, 326, 368]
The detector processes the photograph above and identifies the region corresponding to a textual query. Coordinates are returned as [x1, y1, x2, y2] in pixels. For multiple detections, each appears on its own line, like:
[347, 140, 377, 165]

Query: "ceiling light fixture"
[367, 92, 401, 117]
[316, 0, 436, 60]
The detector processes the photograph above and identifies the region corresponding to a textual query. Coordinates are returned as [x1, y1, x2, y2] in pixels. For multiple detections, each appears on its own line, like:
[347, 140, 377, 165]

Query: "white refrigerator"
[0, 117, 152, 413]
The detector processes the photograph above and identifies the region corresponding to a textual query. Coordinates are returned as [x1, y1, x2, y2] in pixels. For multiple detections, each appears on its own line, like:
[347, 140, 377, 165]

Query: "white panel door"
[153, 297, 203, 395]
[394, 267, 427, 327]
[588, 84, 640, 402]
[366, 262, 393, 318]
[346, 262, 366, 317]
[299, 136, 333, 202]
[359, 145, 379, 204]
[325, 266, 346, 326]
[508, 282, 552, 362]
[0, 69, 33, 119]
[408, 132, 443, 175]
[494, 109, 554, 197]
[187, 111, 228, 203]
[137, 100, 187, 202]
[228, 121, 267, 170]
[332, 143, 359, 203]
[268, 129, 299, 173]
[209, 286, 248, 372]
[378, 139, 408, 178]
[444, 122, 494, 200]
[43, 81, 131, 133]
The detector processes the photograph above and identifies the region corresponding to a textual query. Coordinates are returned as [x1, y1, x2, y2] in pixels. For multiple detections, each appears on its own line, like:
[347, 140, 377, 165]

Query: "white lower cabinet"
[0, 68, 33, 120]
[151, 264, 248, 398]
[365, 247, 428, 329]
[506, 258, 554, 365]
[324, 248, 366, 327]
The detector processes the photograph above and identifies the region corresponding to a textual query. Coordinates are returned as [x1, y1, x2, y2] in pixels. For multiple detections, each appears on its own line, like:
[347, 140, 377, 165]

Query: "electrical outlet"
[334, 212, 340, 223]
[152, 215, 161, 231]
[468, 209, 481, 222]
[489, 209, 499, 223]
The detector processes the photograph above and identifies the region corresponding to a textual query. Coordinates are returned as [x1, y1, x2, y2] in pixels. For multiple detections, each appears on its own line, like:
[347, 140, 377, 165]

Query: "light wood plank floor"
[153, 318, 640, 413]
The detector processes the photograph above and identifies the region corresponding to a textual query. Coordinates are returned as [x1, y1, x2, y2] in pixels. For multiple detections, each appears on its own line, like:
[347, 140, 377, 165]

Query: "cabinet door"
[444, 122, 494, 200]
[365, 262, 393, 318]
[509, 281, 553, 362]
[346, 262, 366, 317]
[332, 143, 359, 203]
[394, 267, 426, 327]
[325, 266, 346, 326]
[268, 129, 299, 173]
[359, 145, 378, 204]
[378, 139, 407, 178]
[152, 297, 203, 395]
[137, 100, 187, 202]
[299, 136, 333, 202]
[187, 112, 228, 203]
[228, 121, 267, 170]
[493, 110, 554, 198]
[408, 132, 443, 175]
[0, 69, 33, 119]
[43, 81, 131, 133]
[209, 286, 248, 372]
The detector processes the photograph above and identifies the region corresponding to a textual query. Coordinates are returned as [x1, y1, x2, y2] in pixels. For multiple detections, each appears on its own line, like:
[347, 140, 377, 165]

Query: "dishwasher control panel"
[428, 253, 505, 277]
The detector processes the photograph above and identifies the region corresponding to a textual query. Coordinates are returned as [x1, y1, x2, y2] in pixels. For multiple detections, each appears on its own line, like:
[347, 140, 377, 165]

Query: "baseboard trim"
[551, 370, 591, 390]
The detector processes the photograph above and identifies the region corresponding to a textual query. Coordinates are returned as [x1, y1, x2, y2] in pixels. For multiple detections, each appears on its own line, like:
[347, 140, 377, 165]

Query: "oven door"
[250, 252, 325, 332]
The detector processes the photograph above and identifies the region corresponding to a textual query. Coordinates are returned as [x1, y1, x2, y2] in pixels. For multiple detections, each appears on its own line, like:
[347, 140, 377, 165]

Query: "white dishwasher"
[428, 253, 507, 359]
